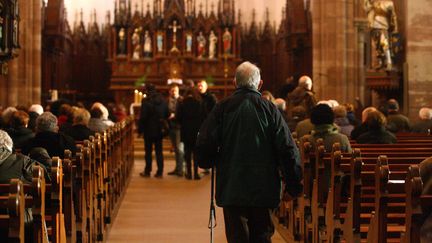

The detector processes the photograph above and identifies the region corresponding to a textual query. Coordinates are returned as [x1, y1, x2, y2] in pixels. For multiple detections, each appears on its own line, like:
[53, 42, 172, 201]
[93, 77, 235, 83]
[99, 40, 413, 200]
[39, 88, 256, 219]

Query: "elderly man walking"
[196, 61, 303, 243]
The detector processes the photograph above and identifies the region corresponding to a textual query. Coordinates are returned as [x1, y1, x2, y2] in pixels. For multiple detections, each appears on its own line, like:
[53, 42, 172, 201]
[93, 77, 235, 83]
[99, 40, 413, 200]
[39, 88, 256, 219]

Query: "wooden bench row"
[0, 117, 134, 243]
[274, 137, 432, 243]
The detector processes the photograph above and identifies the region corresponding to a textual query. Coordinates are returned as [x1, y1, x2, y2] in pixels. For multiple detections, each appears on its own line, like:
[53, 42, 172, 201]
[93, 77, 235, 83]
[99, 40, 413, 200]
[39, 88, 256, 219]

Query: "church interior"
[0, 0, 432, 242]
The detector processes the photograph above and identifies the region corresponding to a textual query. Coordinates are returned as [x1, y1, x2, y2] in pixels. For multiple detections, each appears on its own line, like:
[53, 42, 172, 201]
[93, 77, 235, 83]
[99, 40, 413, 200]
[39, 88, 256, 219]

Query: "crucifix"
[169, 20, 182, 51]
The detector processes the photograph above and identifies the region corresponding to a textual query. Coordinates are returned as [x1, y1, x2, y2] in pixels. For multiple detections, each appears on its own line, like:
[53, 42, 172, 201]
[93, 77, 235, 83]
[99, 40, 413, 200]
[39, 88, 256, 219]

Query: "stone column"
[312, 0, 359, 103]
[354, 18, 369, 105]
[406, 0, 432, 119]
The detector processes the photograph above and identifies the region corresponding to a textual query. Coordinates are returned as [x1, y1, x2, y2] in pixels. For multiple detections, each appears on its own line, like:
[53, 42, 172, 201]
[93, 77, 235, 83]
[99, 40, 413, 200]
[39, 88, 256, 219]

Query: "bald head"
[361, 107, 377, 123]
[298, 75, 312, 90]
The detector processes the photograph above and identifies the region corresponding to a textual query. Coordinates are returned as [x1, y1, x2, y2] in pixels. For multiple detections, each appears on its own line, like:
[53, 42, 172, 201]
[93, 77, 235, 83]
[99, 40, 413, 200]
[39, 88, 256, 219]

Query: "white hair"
[91, 102, 109, 120]
[235, 62, 261, 89]
[36, 112, 58, 132]
[0, 130, 13, 152]
[28, 104, 44, 115]
[298, 75, 313, 90]
[419, 108, 432, 120]
[1, 107, 17, 125]
[274, 98, 286, 110]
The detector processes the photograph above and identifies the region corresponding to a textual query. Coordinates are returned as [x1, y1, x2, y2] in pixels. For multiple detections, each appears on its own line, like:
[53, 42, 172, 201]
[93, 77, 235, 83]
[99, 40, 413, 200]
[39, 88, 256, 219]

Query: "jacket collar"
[312, 124, 339, 136]
[234, 87, 261, 96]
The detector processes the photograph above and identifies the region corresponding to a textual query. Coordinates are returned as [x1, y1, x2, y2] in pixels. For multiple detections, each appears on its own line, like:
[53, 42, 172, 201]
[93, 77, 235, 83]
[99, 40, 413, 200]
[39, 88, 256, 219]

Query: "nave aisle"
[107, 138, 286, 242]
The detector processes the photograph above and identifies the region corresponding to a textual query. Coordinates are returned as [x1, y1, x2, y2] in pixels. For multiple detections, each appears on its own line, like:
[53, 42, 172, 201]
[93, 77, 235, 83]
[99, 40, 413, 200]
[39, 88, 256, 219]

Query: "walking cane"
[208, 166, 217, 243]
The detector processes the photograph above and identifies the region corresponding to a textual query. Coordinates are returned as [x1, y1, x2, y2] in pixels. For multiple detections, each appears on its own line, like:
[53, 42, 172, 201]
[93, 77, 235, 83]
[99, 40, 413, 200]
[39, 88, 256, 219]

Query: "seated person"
[91, 102, 115, 127]
[27, 104, 44, 132]
[411, 108, 432, 134]
[386, 99, 410, 133]
[22, 112, 77, 158]
[310, 104, 352, 152]
[356, 110, 397, 144]
[88, 106, 110, 133]
[333, 105, 354, 137]
[350, 106, 377, 140]
[63, 108, 95, 141]
[5, 110, 35, 150]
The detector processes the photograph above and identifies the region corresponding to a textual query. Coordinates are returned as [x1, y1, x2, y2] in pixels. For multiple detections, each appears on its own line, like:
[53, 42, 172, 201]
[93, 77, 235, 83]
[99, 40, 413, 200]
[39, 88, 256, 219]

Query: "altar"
[108, 0, 241, 104]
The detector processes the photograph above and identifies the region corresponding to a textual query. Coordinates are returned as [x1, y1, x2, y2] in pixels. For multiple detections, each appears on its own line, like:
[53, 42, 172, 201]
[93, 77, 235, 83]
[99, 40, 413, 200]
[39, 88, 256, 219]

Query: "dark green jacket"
[196, 88, 302, 208]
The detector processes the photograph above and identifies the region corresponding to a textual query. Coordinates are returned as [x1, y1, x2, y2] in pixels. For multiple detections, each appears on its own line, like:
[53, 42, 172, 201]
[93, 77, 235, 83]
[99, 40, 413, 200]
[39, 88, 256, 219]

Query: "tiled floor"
[107, 138, 286, 243]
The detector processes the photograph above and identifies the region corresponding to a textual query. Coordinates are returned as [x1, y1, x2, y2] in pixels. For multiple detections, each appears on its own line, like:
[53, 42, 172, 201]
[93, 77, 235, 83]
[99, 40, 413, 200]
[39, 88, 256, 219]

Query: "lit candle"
[134, 90, 139, 104]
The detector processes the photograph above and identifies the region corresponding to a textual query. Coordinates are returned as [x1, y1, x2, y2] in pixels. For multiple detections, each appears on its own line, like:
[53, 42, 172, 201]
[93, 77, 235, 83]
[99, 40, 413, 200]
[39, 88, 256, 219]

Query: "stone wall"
[406, 0, 432, 119]
[0, 0, 42, 107]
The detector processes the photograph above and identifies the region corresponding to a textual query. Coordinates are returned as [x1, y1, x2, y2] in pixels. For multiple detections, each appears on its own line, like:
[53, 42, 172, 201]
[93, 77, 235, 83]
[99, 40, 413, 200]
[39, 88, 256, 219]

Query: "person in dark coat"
[88, 107, 110, 133]
[196, 62, 303, 243]
[176, 88, 205, 180]
[197, 80, 217, 117]
[21, 112, 77, 158]
[138, 84, 169, 178]
[333, 105, 354, 137]
[356, 110, 397, 144]
[350, 107, 377, 139]
[28, 104, 44, 132]
[286, 75, 317, 119]
[63, 108, 95, 142]
[5, 110, 34, 150]
[386, 99, 411, 133]
[411, 108, 432, 134]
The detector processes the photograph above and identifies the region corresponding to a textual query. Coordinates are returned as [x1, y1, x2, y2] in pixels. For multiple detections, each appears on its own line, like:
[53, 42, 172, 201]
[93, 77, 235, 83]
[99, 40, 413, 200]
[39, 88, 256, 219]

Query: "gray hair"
[28, 104, 44, 115]
[235, 61, 261, 89]
[0, 130, 13, 152]
[36, 112, 58, 132]
[298, 75, 313, 90]
[73, 108, 91, 125]
[419, 108, 432, 120]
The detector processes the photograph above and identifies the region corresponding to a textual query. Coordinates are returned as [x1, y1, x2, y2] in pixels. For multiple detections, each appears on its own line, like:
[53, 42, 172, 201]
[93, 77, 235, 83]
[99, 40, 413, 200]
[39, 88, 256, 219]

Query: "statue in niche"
[208, 30, 218, 59]
[186, 33, 192, 53]
[143, 30, 152, 57]
[118, 28, 127, 55]
[132, 28, 142, 59]
[222, 28, 232, 55]
[363, 0, 398, 71]
[197, 31, 206, 58]
[0, 4, 4, 51]
[157, 32, 163, 53]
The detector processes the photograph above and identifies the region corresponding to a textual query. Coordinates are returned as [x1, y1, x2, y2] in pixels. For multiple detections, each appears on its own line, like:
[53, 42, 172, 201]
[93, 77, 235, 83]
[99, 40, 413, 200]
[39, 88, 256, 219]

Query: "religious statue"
[186, 33, 193, 53]
[118, 27, 126, 55]
[131, 28, 141, 59]
[363, 0, 398, 71]
[143, 30, 152, 57]
[222, 28, 232, 55]
[157, 32, 163, 53]
[208, 30, 218, 59]
[197, 31, 206, 58]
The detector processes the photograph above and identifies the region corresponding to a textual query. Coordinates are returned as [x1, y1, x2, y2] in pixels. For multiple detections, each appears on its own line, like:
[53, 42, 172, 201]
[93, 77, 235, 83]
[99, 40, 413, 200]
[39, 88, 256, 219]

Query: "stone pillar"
[312, 0, 359, 103]
[354, 18, 369, 105]
[406, 0, 432, 119]
[0, 0, 42, 107]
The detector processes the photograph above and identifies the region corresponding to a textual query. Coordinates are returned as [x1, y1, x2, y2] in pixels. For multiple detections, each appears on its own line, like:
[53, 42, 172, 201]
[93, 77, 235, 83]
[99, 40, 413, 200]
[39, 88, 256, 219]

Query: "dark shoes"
[139, 172, 150, 178]
[194, 174, 201, 180]
[168, 170, 184, 177]
[154, 172, 163, 178]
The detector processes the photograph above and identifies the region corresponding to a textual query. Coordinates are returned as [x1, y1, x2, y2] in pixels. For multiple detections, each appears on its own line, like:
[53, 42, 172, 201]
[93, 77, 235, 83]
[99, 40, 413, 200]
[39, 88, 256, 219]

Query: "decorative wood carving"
[0, 0, 20, 74]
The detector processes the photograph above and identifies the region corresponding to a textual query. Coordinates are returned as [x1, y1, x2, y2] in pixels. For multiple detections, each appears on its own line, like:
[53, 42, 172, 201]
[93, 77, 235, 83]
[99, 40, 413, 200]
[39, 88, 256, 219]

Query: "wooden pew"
[0, 179, 25, 243]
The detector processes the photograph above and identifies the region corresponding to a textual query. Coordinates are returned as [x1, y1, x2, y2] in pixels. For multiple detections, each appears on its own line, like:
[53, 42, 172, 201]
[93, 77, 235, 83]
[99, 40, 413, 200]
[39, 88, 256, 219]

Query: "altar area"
[108, 0, 241, 103]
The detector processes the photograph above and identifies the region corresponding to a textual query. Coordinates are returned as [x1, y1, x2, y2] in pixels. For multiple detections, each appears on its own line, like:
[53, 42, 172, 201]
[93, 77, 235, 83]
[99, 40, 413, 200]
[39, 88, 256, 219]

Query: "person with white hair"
[21, 112, 77, 158]
[0, 106, 18, 129]
[91, 102, 115, 127]
[287, 75, 317, 118]
[28, 104, 44, 132]
[411, 107, 432, 133]
[196, 61, 303, 242]
[0, 129, 37, 183]
[350, 106, 377, 139]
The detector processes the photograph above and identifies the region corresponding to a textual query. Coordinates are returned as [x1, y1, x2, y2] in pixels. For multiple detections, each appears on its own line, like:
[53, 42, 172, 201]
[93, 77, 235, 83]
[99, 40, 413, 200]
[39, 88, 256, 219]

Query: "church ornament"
[118, 27, 127, 55]
[143, 30, 152, 57]
[157, 32, 164, 53]
[131, 27, 142, 59]
[185, 32, 193, 53]
[222, 28, 232, 54]
[168, 20, 182, 53]
[208, 30, 218, 59]
[0, 0, 20, 75]
[363, 0, 398, 71]
[197, 31, 206, 58]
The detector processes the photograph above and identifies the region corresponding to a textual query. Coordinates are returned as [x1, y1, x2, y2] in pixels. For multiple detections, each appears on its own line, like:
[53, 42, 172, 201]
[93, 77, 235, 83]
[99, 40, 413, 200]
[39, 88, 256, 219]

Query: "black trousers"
[223, 206, 274, 243]
[143, 136, 163, 174]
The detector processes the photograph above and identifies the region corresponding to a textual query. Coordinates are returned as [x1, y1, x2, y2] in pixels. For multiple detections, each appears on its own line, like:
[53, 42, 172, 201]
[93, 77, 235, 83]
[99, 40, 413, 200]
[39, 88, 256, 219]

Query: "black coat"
[6, 127, 35, 150]
[0, 148, 37, 184]
[21, 131, 77, 158]
[63, 124, 95, 142]
[138, 92, 169, 139]
[176, 96, 205, 146]
[196, 88, 303, 208]
[201, 91, 217, 117]
[356, 127, 397, 144]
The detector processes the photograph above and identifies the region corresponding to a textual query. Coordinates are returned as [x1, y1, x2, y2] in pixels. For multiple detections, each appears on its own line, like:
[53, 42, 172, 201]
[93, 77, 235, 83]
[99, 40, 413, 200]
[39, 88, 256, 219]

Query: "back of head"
[311, 104, 334, 125]
[298, 75, 312, 90]
[361, 107, 377, 123]
[235, 61, 261, 90]
[145, 83, 156, 94]
[10, 110, 30, 129]
[274, 98, 286, 111]
[28, 104, 44, 115]
[73, 108, 91, 126]
[387, 99, 400, 112]
[91, 102, 109, 120]
[1, 107, 18, 125]
[36, 112, 58, 133]
[0, 129, 13, 152]
[419, 108, 432, 120]
[333, 106, 347, 118]
[366, 110, 387, 129]
[90, 107, 103, 119]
